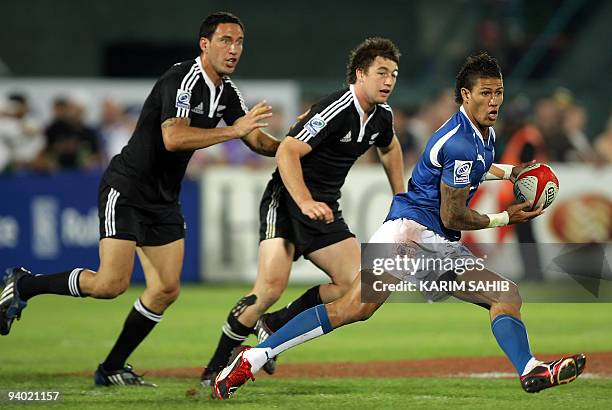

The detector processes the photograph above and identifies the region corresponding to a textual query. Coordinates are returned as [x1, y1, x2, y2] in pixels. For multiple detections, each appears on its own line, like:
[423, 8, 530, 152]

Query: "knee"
[505, 282, 522, 308]
[352, 304, 376, 322]
[91, 279, 129, 299]
[491, 282, 522, 316]
[333, 297, 375, 325]
[334, 275, 356, 295]
[150, 283, 181, 306]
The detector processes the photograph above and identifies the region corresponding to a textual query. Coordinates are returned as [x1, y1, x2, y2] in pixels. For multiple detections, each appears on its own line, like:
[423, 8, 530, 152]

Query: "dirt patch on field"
[138, 351, 612, 379]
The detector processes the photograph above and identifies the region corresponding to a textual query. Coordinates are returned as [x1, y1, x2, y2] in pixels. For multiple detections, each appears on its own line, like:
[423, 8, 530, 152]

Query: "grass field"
[1, 285, 611, 409]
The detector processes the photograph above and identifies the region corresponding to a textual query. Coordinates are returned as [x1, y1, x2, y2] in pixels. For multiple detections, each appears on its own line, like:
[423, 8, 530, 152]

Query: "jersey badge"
[175, 89, 191, 110]
[304, 114, 327, 137]
[368, 132, 380, 145]
[453, 160, 472, 184]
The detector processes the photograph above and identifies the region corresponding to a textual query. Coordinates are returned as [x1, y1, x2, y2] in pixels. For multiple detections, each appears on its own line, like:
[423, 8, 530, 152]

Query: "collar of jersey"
[460, 105, 492, 146]
[350, 84, 378, 140]
[195, 57, 224, 118]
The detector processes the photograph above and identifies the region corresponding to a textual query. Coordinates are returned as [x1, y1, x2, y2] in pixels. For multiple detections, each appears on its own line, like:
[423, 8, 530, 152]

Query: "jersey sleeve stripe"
[319, 90, 352, 118]
[293, 91, 353, 143]
[301, 99, 353, 143]
[176, 63, 199, 118]
[176, 63, 201, 118]
[295, 128, 309, 141]
[180, 63, 198, 90]
[429, 124, 461, 167]
[225, 78, 249, 114]
[185, 70, 200, 91]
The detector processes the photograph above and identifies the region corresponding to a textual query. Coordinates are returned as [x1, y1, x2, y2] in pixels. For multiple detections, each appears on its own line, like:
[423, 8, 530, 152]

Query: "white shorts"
[364, 219, 479, 301]
[368, 218, 454, 245]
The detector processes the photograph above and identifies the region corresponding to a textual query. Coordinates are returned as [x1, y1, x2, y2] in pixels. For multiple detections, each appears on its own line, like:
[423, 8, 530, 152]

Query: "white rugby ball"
[513, 163, 559, 210]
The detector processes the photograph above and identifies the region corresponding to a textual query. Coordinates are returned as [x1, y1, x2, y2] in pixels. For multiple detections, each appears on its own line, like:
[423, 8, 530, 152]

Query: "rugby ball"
[513, 163, 559, 210]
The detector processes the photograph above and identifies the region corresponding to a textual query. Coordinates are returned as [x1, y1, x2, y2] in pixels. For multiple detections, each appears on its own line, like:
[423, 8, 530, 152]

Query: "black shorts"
[259, 179, 355, 260]
[98, 180, 185, 246]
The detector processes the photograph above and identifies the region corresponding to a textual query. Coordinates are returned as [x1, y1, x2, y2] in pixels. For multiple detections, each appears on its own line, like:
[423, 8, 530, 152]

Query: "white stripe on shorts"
[104, 188, 120, 237]
[265, 184, 282, 239]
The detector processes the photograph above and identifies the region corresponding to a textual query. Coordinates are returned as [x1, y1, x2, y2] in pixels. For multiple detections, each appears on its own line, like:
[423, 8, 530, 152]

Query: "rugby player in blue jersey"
[212, 52, 586, 399]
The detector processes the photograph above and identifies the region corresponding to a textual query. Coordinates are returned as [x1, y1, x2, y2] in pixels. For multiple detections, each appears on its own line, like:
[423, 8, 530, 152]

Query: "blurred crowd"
[375, 87, 612, 168]
[1, 88, 611, 178]
[0, 93, 137, 174]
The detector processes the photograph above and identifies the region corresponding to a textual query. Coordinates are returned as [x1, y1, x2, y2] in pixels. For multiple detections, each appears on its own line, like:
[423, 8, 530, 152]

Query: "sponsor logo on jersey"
[175, 89, 191, 110]
[368, 132, 380, 145]
[191, 102, 204, 115]
[304, 114, 327, 137]
[453, 160, 472, 184]
[340, 131, 352, 142]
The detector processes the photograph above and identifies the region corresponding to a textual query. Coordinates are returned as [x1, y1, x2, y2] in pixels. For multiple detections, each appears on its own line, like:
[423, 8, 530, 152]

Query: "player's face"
[200, 23, 244, 75]
[359, 57, 398, 104]
[463, 77, 504, 128]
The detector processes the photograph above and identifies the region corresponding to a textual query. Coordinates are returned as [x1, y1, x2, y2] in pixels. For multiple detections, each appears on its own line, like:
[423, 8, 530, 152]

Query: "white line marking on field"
[458, 372, 611, 379]
[461, 372, 515, 378]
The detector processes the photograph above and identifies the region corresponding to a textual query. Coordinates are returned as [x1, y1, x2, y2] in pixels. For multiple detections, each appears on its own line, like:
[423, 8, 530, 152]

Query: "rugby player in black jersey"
[0, 12, 280, 387]
[202, 38, 406, 384]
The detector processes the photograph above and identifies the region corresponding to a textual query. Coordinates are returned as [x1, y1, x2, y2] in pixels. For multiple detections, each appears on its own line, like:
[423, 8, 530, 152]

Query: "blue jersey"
[386, 106, 496, 241]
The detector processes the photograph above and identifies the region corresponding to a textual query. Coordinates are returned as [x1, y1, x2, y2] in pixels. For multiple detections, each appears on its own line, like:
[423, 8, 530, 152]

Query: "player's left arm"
[440, 183, 493, 230]
[439, 141, 542, 230]
[376, 135, 405, 194]
[241, 128, 280, 157]
[440, 182, 544, 230]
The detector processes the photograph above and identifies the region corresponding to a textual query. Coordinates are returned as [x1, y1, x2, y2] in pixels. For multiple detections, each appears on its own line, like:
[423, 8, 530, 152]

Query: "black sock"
[102, 299, 162, 371]
[265, 285, 322, 331]
[17, 268, 86, 301]
[205, 295, 256, 373]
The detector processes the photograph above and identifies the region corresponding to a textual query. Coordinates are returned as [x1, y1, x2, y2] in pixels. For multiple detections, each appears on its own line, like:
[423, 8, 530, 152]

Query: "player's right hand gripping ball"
[513, 163, 559, 210]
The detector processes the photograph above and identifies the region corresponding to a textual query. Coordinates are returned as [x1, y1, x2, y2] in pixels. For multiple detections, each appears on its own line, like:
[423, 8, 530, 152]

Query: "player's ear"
[356, 68, 365, 84]
[461, 87, 470, 103]
[199, 37, 209, 53]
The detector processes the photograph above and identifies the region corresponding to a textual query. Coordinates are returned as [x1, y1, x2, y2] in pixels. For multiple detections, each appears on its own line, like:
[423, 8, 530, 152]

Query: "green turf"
[1, 376, 610, 409]
[1, 285, 610, 409]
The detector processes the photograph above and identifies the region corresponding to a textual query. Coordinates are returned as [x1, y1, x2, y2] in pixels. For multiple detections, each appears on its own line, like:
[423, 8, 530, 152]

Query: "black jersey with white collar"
[103, 57, 248, 207]
[273, 85, 394, 202]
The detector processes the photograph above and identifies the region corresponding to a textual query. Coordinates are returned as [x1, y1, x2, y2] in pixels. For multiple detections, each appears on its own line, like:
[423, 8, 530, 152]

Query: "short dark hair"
[199, 12, 244, 40]
[346, 38, 401, 84]
[454, 51, 502, 104]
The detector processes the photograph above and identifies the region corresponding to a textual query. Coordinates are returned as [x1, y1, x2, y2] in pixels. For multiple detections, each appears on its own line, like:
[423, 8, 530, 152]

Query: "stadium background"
[0, 1, 611, 408]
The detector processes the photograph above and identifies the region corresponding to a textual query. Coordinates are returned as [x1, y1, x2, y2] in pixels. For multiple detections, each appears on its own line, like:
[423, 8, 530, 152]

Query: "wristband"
[484, 164, 514, 181]
[486, 211, 509, 228]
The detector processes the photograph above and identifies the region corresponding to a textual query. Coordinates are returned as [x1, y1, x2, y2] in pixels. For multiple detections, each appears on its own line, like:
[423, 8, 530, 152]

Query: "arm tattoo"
[161, 117, 190, 128]
[439, 183, 490, 230]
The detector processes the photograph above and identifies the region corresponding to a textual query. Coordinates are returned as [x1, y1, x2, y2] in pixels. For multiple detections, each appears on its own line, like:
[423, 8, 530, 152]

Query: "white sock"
[521, 356, 541, 376]
[244, 347, 272, 374]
